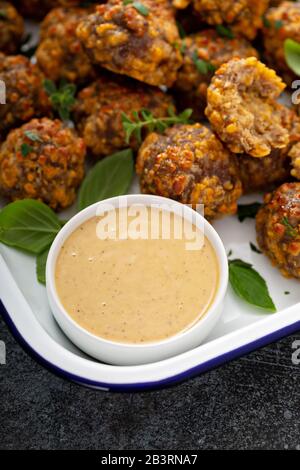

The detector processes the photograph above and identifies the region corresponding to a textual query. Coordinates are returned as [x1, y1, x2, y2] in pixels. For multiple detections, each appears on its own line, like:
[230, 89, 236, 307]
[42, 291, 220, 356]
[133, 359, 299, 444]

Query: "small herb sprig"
[216, 24, 235, 39]
[192, 51, 216, 74]
[43, 79, 77, 121]
[123, 0, 149, 16]
[20, 131, 43, 157]
[237, 202, 262, 222]
[122, 107, 193, 143]
[282, 216, 298, 238]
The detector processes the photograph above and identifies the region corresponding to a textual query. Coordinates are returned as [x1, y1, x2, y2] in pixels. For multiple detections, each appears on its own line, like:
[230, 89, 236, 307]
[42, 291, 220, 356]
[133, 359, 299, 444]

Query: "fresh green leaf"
[43, 79, 57, 95]
[176, 21, 186, 39]
[0, 200, 63, 255]
[282, 216, 298, 238]
[229, 259, 276, 312]
[20, 143, 33, 157]
[284, 38, 300, 75]
[78, 149, 134, 211]
[44, 79, 77, 121]
[36, 246, 51, 285]
[237, 202, 261, 222]
[262, 15, 271, 28]
[123, 0, 149, 15]
[274, 20, 283, 30]
[216, 24, 235, 39]
[192, 51, 216, 74]
[24, 130, 42, 143]
[250, 242, 262, 254]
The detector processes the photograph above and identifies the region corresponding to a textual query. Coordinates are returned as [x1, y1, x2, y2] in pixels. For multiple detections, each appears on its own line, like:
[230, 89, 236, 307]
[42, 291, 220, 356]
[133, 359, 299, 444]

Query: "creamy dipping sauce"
[55, 207, 219, 344]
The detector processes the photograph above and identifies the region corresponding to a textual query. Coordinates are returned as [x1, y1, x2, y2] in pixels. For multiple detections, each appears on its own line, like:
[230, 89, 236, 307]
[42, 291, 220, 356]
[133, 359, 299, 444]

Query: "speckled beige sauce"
[55, 208, 219, 344]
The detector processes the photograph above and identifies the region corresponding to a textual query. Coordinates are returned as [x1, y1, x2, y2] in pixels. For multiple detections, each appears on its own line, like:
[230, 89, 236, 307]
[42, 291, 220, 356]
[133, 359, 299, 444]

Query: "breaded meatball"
[0, 118, 86, 210]
[0, 1, 24, 54]
[76, 0, 183, 87]
[192, 0, 269, 40]
[205, 57, 289, 158]
[36, 7, 96, 84]
[0, 54, 51, 140]
[173, 29, 258, 120]
[256, 182, 300, 278]
[263, 2, 300, 85]
[73, 74, 175, 158]
[136, 123, 242, 220]
[13, 0, 82, 19]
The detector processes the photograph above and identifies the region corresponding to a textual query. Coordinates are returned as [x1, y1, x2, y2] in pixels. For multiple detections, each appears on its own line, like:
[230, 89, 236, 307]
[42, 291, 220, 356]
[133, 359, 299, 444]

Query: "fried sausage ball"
[13, 0, 82, 19]
[173, 29, 258, 120]
[0, 118, 86, 210]
[0, 1, 24, 54]
[73, 74, 175, 158]
[205, 57, 289, 158]
[136, 123, 242, 220]
[0, 54, 51, 140]
[36, 7, 96, 84]
[256, 182, 300, 278]
[76, 0, 183, 87]
[263, 2, 300, 86]
[174, 0, 269, 40]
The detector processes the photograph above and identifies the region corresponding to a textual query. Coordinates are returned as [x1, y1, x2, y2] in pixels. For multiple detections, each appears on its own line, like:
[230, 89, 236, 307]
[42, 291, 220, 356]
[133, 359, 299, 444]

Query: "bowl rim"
[46, 194, 228, 351]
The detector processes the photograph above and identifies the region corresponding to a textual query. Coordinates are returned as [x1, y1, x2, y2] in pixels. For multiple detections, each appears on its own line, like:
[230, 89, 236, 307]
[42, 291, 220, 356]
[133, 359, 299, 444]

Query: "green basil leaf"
[36, 246, 51, 285]
[284, 38, 300, 75]
[0, 200, 62, 255]
[237, 202, 261, 222]
[78, 149, 134, 211]
[229, 259, 276, 312]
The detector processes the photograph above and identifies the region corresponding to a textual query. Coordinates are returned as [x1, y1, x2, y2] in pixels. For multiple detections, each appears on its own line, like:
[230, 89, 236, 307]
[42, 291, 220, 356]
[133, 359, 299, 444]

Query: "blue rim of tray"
[1, 299, 300, 392]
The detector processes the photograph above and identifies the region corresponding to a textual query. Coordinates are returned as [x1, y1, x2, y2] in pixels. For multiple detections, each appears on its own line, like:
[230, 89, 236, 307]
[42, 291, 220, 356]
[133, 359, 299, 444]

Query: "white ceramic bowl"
[46, 195, 228, 365]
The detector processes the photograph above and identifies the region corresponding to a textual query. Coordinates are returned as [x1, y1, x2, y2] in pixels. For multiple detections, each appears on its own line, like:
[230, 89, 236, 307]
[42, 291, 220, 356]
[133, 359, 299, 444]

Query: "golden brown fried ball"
[13, 0, 82, 19]
[173, 29, 258, 120]
[0, 54, 51, 140]
[36, 7, 96, 84]
[256, 182, 300, 278]
[205, 57, 289, 158]
[263, 2, 300, 86]
[0, 1, 24, 54]
[76, 0, 183, 87]
[0, 118, 86, 210]
[136, 123, 242, 220]
[174, 0, 269, 40]
[73, 74, 175, 158]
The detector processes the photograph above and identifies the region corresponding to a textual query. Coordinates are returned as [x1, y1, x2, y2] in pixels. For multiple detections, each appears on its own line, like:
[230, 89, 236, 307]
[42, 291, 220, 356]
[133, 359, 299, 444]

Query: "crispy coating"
[256, 182, 300, 278]
[73, 74, 175, 158]
[13, 0, 82, 19]
[286, 114, 300, 181]
[205, 57, 289, 158]
[36, 7, 96, 84]
[173, 29, 258, 120]
[136, 123, 242, 220]
[263, 2, 300, 85]
[76, 0, 183, 87]
[0, 1, 24, 54]
[0, 118, 86, 210]
[0, 54, 51, 140]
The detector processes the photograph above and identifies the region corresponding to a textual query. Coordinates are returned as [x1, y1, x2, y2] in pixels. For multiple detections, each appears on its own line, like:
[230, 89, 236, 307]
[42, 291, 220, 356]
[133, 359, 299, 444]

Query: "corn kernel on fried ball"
[136, 123, 242, 220]
[76, 0, 183, 88]
[0, 118, 86, 210]
[73, 74, 175, 158]
[0, 54, 51, 140]
[36, 7, 96, 85]
[13, 0, 82, 19]
[263, 2, 300, 86]
[256, 182, 300, 278]
[205, 57, 289, 158]
[0, 2, 24, 54]
[173, 30, 258, 120]
[191, 0, 269, 40]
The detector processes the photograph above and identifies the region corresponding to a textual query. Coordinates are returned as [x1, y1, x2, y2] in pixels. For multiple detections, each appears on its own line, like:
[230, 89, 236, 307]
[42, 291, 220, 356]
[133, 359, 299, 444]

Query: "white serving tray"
[1, 179, 300, 391]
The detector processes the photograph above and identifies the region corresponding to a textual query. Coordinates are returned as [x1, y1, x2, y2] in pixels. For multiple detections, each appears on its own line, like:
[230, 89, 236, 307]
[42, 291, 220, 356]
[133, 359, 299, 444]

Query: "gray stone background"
[0, 315, 299, 450]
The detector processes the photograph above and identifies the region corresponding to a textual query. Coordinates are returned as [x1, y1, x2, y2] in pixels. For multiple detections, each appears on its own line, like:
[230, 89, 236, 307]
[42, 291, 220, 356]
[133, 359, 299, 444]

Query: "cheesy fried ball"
[73, 74, 175, 158]
[0, 54, 51, 140]
[0, 118, 86, 210]
[36, 7, 96, 84]
[173, 29, 258, 120]
[256, 182, 300, 278]
[0, 1, 24, 54]
[205, 57, 289, 158]
[76, 0, 183, 87]
[263, 1, 300, 85]
[136, 123, 242, 220]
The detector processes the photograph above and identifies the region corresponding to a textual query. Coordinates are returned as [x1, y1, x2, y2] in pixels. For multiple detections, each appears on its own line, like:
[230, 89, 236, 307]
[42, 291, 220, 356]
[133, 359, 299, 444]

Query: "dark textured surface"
[0, 315, 300, 450]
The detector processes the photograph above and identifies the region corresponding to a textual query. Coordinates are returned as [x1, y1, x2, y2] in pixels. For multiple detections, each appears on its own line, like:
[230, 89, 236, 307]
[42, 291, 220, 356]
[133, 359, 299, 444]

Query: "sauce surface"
[55, 208, 219, 344]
